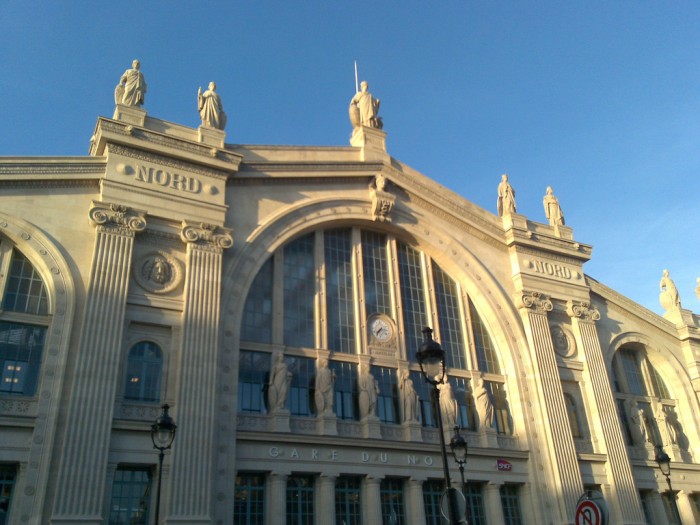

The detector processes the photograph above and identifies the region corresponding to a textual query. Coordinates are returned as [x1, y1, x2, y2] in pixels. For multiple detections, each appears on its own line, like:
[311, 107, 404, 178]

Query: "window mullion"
[422, 255, 439, 341]
[272, 248, 284, 346]
[352, 228, 365, 356]
[315, 230, 326, 350]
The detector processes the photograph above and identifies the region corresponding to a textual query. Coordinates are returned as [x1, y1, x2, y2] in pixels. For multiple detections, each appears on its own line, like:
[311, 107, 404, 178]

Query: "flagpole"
[354, 60, 359, 92]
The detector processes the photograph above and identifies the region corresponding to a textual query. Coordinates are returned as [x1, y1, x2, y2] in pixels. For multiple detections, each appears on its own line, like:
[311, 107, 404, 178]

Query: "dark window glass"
[500, 485, 524, 525]
[486, 381, 513, 435]
[3, 251, 48, 315]
[451, 377, 476, 430]
[335, 476, 361, 525]
[325, 229, 355, 353]
[241, 258, 273, 344]
[234, 473, 266, 525]
[289, 357, 316, 416]
[283, 234, 315, 348]
[380, 478, 404, 525]
[397, 243, 426, 361]
[108, 467, 151, 525]
[238, 351, 270, 413]
[470, 300, 500, 374]
[331, 361, 359, 420]
[464, 482, 486, 525]
[412, 370, 436, 428]
[373, 366, 399, 424]
[124, 341, 162, 402]
[0, 322, 46, 396]
[361, 231, 391, 316]
[433, 263, 466, 369]
[0, 465, 16, 525]
[422, 479, 444, 525]
[287, 475, 315, 525]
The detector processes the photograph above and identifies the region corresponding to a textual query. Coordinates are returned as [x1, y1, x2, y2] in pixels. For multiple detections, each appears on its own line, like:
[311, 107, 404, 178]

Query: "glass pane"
[433, 262, 466, 369]
[335, 476, 361, 525]
[422, 479, 444, 525]
[284, 234, 315, 348]
[500, 485, 523, 525]
[373, 366, 399, 424]
[397, 243, 426, 361]
[241, 258, 273, 343]
[124, 341, 162, 402]
[108, 468, 151, 525]
[3, 250, 48, 315]
[234, 473, 266, 525]
[238, 351, 270, 413]
[325, 229, 355, 353]
[380, 478, 404, 525]
[362, 231, 392, 316]
[289, 357, 315, 416]
[287, 475, 315, 525]
[330, 361, 359, 420]
[0, 322, 46, 396]
[470, 300, 501, 374]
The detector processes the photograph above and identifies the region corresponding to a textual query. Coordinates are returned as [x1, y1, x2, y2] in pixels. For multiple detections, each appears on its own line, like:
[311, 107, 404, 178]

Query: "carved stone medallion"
[550, 324, 576, 358]
[133, 251, 182, 293]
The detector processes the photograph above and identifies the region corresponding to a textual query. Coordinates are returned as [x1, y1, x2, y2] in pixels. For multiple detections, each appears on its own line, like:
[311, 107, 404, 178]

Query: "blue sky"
[1, 1, 698, 313]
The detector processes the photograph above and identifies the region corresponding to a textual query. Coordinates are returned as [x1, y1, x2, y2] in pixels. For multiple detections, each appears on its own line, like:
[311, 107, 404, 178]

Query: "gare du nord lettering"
[268, 446, 435, 467]
[133, 164, 202, 193]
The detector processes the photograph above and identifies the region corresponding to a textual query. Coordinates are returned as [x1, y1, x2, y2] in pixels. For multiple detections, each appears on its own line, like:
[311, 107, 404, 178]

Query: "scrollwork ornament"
[566, 300, 600, 322]
[516, 291, 553, 314]
[180, 221, 233, 251]
[88, 201, 147, 234]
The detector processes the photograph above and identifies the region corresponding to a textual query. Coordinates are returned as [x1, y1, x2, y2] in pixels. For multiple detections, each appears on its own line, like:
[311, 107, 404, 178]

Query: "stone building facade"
[0, 90, 699, 525]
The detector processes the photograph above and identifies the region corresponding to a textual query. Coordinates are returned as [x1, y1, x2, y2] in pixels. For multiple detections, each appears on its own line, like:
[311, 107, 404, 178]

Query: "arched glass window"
[124, 342, 163, 402]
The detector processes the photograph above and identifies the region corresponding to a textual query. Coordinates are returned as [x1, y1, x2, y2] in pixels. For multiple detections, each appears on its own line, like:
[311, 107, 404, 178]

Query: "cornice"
[0, 160, 105, 176]
[237, 161, 381, 174]
[513, 245, 587, 267]
[0, 179, 99, 190]
[107, 143, 229, 180]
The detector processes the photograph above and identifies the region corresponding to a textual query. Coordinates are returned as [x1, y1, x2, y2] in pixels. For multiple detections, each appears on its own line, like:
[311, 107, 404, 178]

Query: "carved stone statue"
[369, 174, 395, 222]
[314, 357, 335, 416]
[115, 60, 147, 107]
[349, 81, 382, 130]
[696, 277, 700, 303]
[474, 377, 495, 430]
[198, 82, 227, 130]
[437, 378, 458, 428]
[624, 399, 647, 445]
[659, 269, 681, 311]
[497, 174, 516, 217]
[543, 186, 565, 227]
[358, 365, 379, 419]
[664, 407, 680, 445]
[400, 369, 419, 422]
[267, 351, 292, 412]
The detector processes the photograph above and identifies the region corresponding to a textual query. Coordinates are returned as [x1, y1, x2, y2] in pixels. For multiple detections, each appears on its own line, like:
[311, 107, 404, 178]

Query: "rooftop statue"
[496, 174, 516, 217]
[659, 269, 681, 311]
[198, 82, 227, 131]
[349, 81, 382, 130]
[114, 59, 147, 107]
[543, 186, 565, 227]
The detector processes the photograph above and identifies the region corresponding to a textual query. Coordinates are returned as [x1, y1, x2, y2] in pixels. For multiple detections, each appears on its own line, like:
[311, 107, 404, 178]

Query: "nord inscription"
[134, 165, 202, 193]
[532, 259, 572, 279]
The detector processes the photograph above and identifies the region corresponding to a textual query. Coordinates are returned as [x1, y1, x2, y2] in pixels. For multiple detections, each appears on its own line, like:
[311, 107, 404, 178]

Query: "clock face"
[370, 317, 393, 342]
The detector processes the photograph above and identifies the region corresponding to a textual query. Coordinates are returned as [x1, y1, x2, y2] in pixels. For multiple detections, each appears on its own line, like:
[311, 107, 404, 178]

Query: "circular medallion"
[551, 325, 576, 358]
[133, 251, 182, 294]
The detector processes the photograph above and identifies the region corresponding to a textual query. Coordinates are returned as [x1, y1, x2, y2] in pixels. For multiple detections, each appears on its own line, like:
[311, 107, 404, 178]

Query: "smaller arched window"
[124, 342, 163, 402]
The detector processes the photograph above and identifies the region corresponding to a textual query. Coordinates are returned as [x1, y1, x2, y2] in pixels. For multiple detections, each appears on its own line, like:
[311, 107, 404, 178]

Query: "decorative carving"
[399, 369, 419, 423]
[696, 277, 700, 304]
[543, 186, 565, 228]
[659, 269, 681, 311]
[474, 376, 495, 430]
[349, 81, 382, 130]
[516, 291, 553, 314]
[267, 350, 292, 413]
[198, 82, 227, 130]
[314, 356, 335, 417]
[550, 325, 577, 358]
[133, 251, 183, 294]
[497, 174, 516, 217]
[114, 59, 147, 107]
[180, 221, 233, 251]
[119, 403, 161, 421]
[89, 202, 147, 235]
[566, 300, 600, 322]
[358, 363, 379, 419]
[369, 174, 395, 222]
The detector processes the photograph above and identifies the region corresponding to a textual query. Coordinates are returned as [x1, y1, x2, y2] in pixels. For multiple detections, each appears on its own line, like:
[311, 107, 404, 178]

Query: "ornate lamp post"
[151, 404, 177, 525]
[416, 327, 461, 525]
[654, 445, 681, 524]
[450, 425, 468, 499]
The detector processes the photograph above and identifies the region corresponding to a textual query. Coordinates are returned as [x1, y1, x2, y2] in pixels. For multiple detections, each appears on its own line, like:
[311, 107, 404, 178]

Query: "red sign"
[575, 500, 602, 525]
[496, 459, 512, 471]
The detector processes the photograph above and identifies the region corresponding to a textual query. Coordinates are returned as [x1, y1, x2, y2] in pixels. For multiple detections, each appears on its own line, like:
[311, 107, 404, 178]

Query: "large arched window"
[124, 341, 163, 402]
[238, 227, 512, 434]
[0, 242, 49, 396]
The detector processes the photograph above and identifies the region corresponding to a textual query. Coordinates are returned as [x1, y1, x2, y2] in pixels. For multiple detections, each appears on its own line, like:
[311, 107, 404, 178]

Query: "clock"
[369, 316, 394, 342]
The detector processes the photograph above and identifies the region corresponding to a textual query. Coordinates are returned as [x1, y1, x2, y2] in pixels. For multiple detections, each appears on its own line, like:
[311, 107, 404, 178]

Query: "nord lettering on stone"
[532, 260, 571, 279]
[135, 165, 202, 193]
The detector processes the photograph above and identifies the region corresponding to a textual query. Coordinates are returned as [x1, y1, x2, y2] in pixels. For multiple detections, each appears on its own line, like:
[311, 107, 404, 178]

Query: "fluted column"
[648, 491, 670, 524]
[483, 483, 506, 525]
[405, 478, 426, 525]
[51, 202, 146, 524]
[677, 490, 697, 525]
[316, 474, 336, 524]
[363, 476, 382, 525]
[567, 301, 646, 525]
[268, 472, 288, 525]
[516, 291, 583, 523]
[165, 222, 232, 524]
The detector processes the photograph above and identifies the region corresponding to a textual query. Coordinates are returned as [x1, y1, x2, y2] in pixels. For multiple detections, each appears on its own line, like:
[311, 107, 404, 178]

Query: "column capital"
[515, 290, 553, 314]
[566, 300, 600, 322]
[180, 221, 233, 252]
[88, 201, 146, 235]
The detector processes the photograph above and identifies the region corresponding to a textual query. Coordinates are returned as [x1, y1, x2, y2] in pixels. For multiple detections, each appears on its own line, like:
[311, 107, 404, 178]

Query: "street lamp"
[450, 425, 468, 498]
[151, 404, 177, 525]
[654, 445, 681, 524]
[416, 327, 461, 525]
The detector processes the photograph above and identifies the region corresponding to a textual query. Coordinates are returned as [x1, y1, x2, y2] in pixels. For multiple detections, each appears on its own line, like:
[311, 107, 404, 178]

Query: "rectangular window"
[422, 479, 444, 525]
[238, 351, 270, 413]
[470, 301, 501, 374]
[108, 467, 151, 525]
[289, 357, 315, 416]
[335, 476, 361, 525]
[620, 349, 646, 395]
[433, 263, 466, 369]
[234, 473, 266, 525]
[500, 485, 523, 525]
[287, 475, 315, 525]
[380, 478, 405, 525]
[487, 381, 513, 435]
[373, 366, 399, 424]
[325, 229, 356, 354]
[451, 377, 476, 430]
[464, 482, 486, 525]
[411, 370, 436, 428]
[331, 361, 359, 420]
[397, 244, 427, 361]
[661, 492, 681, 525]
[283, 234, 316, 348]
[0, 465, 16, 525]
[361, 231, 392, 316]
[241, 258, 273, 344]
[638, 490, 654, 525]
[0, 322, 46, 396]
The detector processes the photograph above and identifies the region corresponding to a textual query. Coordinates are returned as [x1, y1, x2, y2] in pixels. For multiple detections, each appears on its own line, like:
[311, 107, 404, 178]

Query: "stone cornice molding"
[512, 245, 589, 267]
[0, 179, 100, 190]
[515, 291, 553, 314]
[107, 144, 229, 181]
[180, 221, 233, 252]
[89, 201, 147, 236]
[0, 159, 105, 176]
[566, 300, 601, 322]
[238, 161, 382, 175]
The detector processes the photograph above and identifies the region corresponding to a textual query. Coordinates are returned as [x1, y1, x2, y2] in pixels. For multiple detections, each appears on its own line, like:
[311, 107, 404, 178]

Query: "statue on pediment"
[350, 81, 382, 130]
[543, 186, 565, 227]
[314, 357, 335, 416]
[497, 174, 516, 217]
[198, 82, 227, 130]
[659, 269, 681, 311]
[267, 351, 292, 412]
[115, 59, 147, 107]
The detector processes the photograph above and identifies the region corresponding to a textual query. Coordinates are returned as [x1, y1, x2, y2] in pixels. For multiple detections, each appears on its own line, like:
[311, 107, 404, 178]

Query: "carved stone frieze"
[369, 174, 395, 222]
[88, 201, 147, 236]
[180, 221, 233, 252]
[516, 291, 553, 314]
[0, 398, 35, 416]
[119, 403, 162, 421]
[550, 324, 577, 358]
[133, 251, 183, 294]
[566, 300, 601, 322]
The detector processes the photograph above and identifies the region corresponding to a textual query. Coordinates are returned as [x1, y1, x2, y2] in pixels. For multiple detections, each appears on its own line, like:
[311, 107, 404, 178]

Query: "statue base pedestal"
[361, 415, 382, 439]
[662, 307, 694, 327]
[402, 420, 423, 442]
[317, 413, 338, 436]
[198, 126, 226, 148]
[350, 126, 388, 162]
[269, 410, 291, 433]
[113, 104, 146, 127]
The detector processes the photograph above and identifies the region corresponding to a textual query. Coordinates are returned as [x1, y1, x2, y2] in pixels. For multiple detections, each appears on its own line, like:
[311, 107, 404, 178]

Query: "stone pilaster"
[51, 202, 146, 524]
[405, 478, 426, 525]
[165, 221, 232, 523]
[363, 476, 382, 525]
[483, 483, 506, 525]
[516, 290, 583, 523]
[268, 472, 288, 525]
[677, 490, 698, 525]
[648, 491, 669, 525]
[567, 300, 647, 525]
[316, 474, 336, 524]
